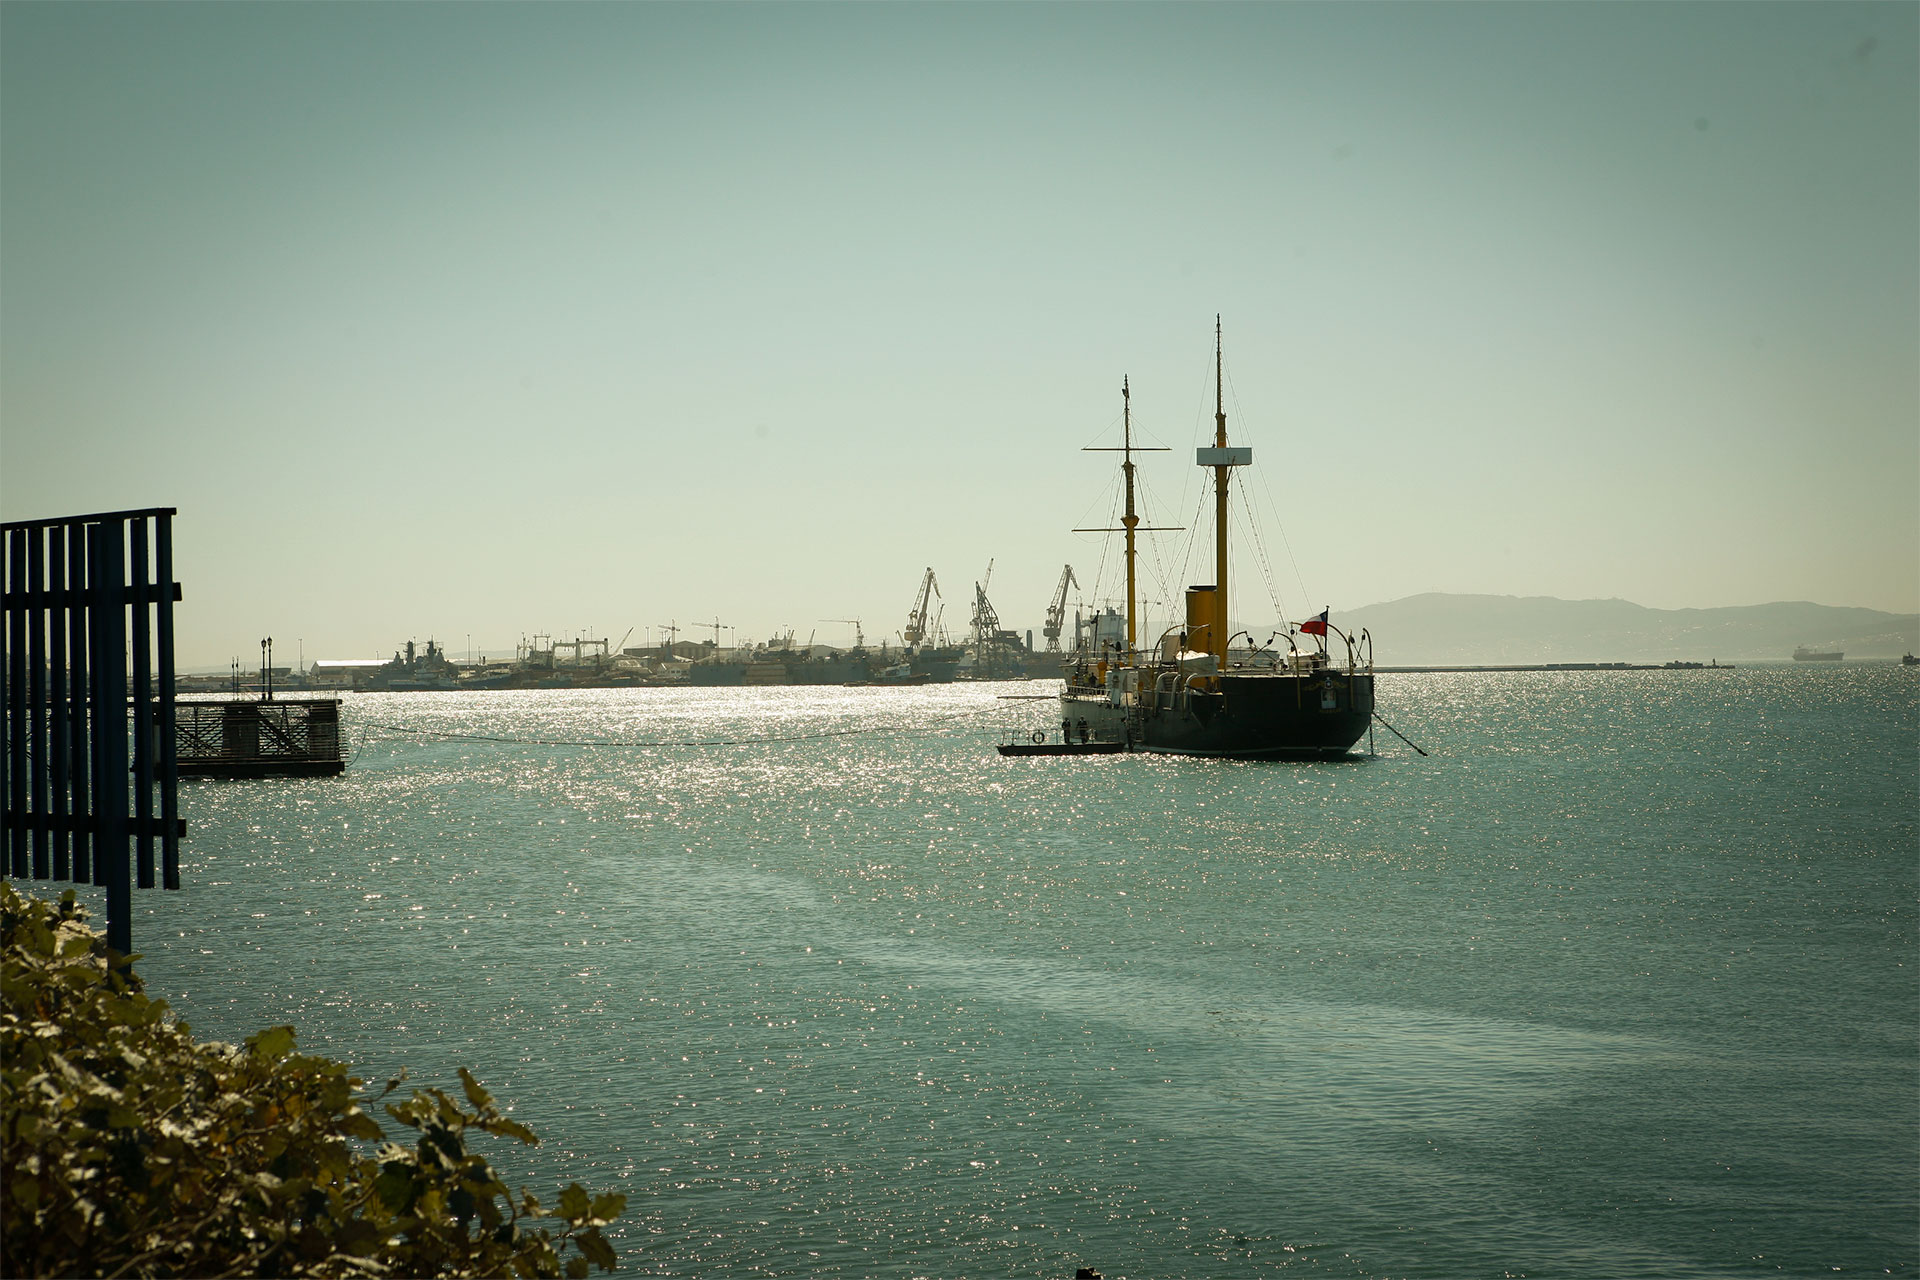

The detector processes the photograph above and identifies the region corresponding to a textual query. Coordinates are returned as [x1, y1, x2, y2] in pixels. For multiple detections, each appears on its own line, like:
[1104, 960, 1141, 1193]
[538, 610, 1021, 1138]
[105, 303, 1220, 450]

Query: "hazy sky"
[4, 2, 1914, 667]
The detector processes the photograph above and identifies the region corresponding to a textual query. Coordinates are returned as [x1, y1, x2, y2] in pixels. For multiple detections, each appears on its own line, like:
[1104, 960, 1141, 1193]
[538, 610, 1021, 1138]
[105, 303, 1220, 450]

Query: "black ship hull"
[1061, 669, 1374, 759]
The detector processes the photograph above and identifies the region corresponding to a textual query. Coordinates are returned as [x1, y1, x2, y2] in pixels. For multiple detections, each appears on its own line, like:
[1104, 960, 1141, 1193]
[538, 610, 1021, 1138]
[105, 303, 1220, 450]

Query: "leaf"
[247, 1026, 297, 1061]
[457, 1066, 494, 1113]
[565, 1258, 590, 1280]
[386, 1096, 431, 1128]
[578, 1227, 619, 1270]
[339, 1109, 385, 1142]
[2, 882, 629, 1280]
[373, 1165, 416, 1213]
[481, 1115, 540, 1146]
[334, 1218, 385, 1258]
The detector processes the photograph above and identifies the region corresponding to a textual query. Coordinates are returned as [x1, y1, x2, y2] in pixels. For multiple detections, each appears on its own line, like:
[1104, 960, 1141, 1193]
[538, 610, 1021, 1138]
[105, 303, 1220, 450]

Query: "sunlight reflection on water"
[99, 669, 1920, 1277]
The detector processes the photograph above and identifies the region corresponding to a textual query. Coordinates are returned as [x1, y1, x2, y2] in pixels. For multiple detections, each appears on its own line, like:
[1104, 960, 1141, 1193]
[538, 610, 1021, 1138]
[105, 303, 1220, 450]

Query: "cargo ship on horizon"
[1792, 646, 1844, 662]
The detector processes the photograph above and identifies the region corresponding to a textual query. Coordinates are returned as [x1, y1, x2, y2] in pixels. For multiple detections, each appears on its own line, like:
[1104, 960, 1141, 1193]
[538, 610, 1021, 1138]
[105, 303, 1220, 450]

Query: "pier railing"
[2, 509, 184, 953]
[176, 696, 344, 776]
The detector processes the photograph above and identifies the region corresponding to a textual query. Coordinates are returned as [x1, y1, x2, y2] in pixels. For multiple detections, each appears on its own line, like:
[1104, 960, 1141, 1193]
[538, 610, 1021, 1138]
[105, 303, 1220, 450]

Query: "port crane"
[1042, 565, 1078, 652]
[968, 559, 1029, 677]
[902, 568, 941, 648]
[822, 618, 867, 649]
[550, 633, 612, 667]
[971, 560, 1001, 647]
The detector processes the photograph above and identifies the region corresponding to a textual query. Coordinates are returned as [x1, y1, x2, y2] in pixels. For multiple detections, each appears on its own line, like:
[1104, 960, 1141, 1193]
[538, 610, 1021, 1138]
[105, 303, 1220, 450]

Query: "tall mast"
[1194, 316, 1250, 664]
[1122, 378, 1139, 651]
[1077, 380, 1175, 659]
[1212, 318, 1230, 660]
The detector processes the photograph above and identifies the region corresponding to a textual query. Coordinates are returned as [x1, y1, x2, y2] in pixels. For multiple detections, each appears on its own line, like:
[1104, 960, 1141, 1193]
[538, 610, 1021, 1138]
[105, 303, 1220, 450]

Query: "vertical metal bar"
[67, 522, 91, 884]
[86, 524, 107, 890]
[156, 514, 179, 889]
[0, 532, 6, 875]
[6, 529, 28, 878]
[49, 530, 70, 881]
[130, 517, 154, 890]
[27, 525, 49, 878]
[92, 521, 130, 954]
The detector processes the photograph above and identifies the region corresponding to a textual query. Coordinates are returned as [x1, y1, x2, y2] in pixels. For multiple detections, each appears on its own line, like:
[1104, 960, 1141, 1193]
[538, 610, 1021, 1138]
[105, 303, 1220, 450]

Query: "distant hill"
[1323, 594, 1920, 665]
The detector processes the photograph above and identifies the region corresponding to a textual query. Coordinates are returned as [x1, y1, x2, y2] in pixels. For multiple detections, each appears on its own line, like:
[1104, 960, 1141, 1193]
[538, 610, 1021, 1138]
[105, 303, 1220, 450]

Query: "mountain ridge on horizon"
[1351, 589, 1910, 618]
[1319, 592, 1919, 665]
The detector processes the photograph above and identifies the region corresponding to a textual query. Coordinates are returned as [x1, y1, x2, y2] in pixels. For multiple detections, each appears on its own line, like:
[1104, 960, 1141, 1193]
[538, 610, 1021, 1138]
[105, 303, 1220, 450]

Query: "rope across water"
[351, 705, 1001, 750]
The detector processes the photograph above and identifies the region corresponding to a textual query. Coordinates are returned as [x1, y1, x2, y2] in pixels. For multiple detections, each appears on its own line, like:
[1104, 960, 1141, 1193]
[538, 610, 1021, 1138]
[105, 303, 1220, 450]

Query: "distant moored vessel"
[1054, 320, 1375, 758]
[1792, 646, 1843, 662]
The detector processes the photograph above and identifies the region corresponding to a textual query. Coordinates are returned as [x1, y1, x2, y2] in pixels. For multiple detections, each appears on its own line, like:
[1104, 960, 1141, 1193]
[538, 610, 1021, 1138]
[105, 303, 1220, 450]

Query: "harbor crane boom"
[903, 568, 941, 647]
[971, 577, 1001, 643]
[1043, 565, 1078, 652]
[970, 559, 1000, 646]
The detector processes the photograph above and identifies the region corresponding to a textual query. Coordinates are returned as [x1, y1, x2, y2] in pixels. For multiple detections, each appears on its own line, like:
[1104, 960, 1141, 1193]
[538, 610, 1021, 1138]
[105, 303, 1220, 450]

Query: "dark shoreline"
[1374, 663, 1736, 673]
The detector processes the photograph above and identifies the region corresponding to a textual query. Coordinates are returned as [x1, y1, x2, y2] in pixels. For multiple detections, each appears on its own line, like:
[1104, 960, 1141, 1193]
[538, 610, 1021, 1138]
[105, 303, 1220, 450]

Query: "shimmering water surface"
[100, 667, 1916, 1277]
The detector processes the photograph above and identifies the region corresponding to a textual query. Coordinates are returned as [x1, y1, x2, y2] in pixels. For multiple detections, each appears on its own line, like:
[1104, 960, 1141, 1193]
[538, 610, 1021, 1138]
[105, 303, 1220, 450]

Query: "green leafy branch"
[1, 882, 626, 1279]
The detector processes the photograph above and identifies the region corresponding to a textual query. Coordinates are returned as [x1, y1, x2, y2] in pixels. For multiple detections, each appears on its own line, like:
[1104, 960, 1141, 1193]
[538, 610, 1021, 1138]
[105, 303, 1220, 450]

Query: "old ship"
[1058, 321, 1375, 758]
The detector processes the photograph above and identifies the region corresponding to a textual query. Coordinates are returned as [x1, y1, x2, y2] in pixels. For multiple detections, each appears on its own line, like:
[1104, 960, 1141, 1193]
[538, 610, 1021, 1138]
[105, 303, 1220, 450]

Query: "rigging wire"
[1218, 342, 1312, 625]
[1252, 451, 1312, 626]
[1082, 472, 1122, 616]
[1220, 354, 1288, 624]
[1171, 335, 1235, 601]
[1177, 480, 1212, 602]
[1230, 364, 1314, 622]
[1234, 485, 1289, 626]
[1131, 466, 1180, 640]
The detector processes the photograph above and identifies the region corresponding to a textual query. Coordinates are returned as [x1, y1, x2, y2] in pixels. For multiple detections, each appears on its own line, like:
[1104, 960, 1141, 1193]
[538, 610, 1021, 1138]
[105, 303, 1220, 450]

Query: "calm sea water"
[86, 666, 1918, 1277]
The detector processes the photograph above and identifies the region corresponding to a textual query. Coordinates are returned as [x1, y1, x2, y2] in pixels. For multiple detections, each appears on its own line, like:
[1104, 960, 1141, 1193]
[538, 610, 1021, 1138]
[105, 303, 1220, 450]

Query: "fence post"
[3, 508, 184, 954]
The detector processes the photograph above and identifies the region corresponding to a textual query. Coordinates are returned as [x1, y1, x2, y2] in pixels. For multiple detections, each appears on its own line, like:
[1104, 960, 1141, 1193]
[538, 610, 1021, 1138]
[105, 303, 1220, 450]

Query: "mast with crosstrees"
[1194, 314, 1251, 666]
[1075, 378, 1176, 657]
[1212, 318, 1230, 660]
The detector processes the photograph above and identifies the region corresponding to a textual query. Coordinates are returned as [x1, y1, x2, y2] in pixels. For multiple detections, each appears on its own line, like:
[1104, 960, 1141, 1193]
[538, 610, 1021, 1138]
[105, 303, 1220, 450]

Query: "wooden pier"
[176, 697, 345, 778]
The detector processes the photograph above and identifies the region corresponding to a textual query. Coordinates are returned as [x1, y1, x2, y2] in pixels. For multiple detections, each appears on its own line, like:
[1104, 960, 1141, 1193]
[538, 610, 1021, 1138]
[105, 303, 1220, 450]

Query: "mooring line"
[1372, 711, 1428, 757]
[352, 706, 999, 750]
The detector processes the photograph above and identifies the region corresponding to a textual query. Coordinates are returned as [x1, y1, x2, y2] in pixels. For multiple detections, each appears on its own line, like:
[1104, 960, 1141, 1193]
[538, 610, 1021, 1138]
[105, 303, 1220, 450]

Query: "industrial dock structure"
[180, 565, 1102, 693]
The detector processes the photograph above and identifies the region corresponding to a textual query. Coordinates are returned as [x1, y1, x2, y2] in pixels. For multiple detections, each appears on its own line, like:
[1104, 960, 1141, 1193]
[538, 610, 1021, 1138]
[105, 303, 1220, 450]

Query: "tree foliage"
[1, 882, 626, 1278]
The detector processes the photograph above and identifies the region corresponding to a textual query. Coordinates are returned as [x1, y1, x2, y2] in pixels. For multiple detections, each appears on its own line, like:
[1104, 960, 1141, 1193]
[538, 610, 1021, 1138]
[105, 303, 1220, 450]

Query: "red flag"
[1298, 609, 1329, 637]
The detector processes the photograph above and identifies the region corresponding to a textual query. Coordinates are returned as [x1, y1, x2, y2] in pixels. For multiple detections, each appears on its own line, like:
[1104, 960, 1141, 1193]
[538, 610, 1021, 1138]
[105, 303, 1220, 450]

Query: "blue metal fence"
[2, 508, 184, 953]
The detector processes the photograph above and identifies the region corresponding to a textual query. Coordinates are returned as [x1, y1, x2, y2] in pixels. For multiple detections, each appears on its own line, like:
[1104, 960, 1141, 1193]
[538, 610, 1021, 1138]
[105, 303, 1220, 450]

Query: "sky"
[3, 2, 1915, 668]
